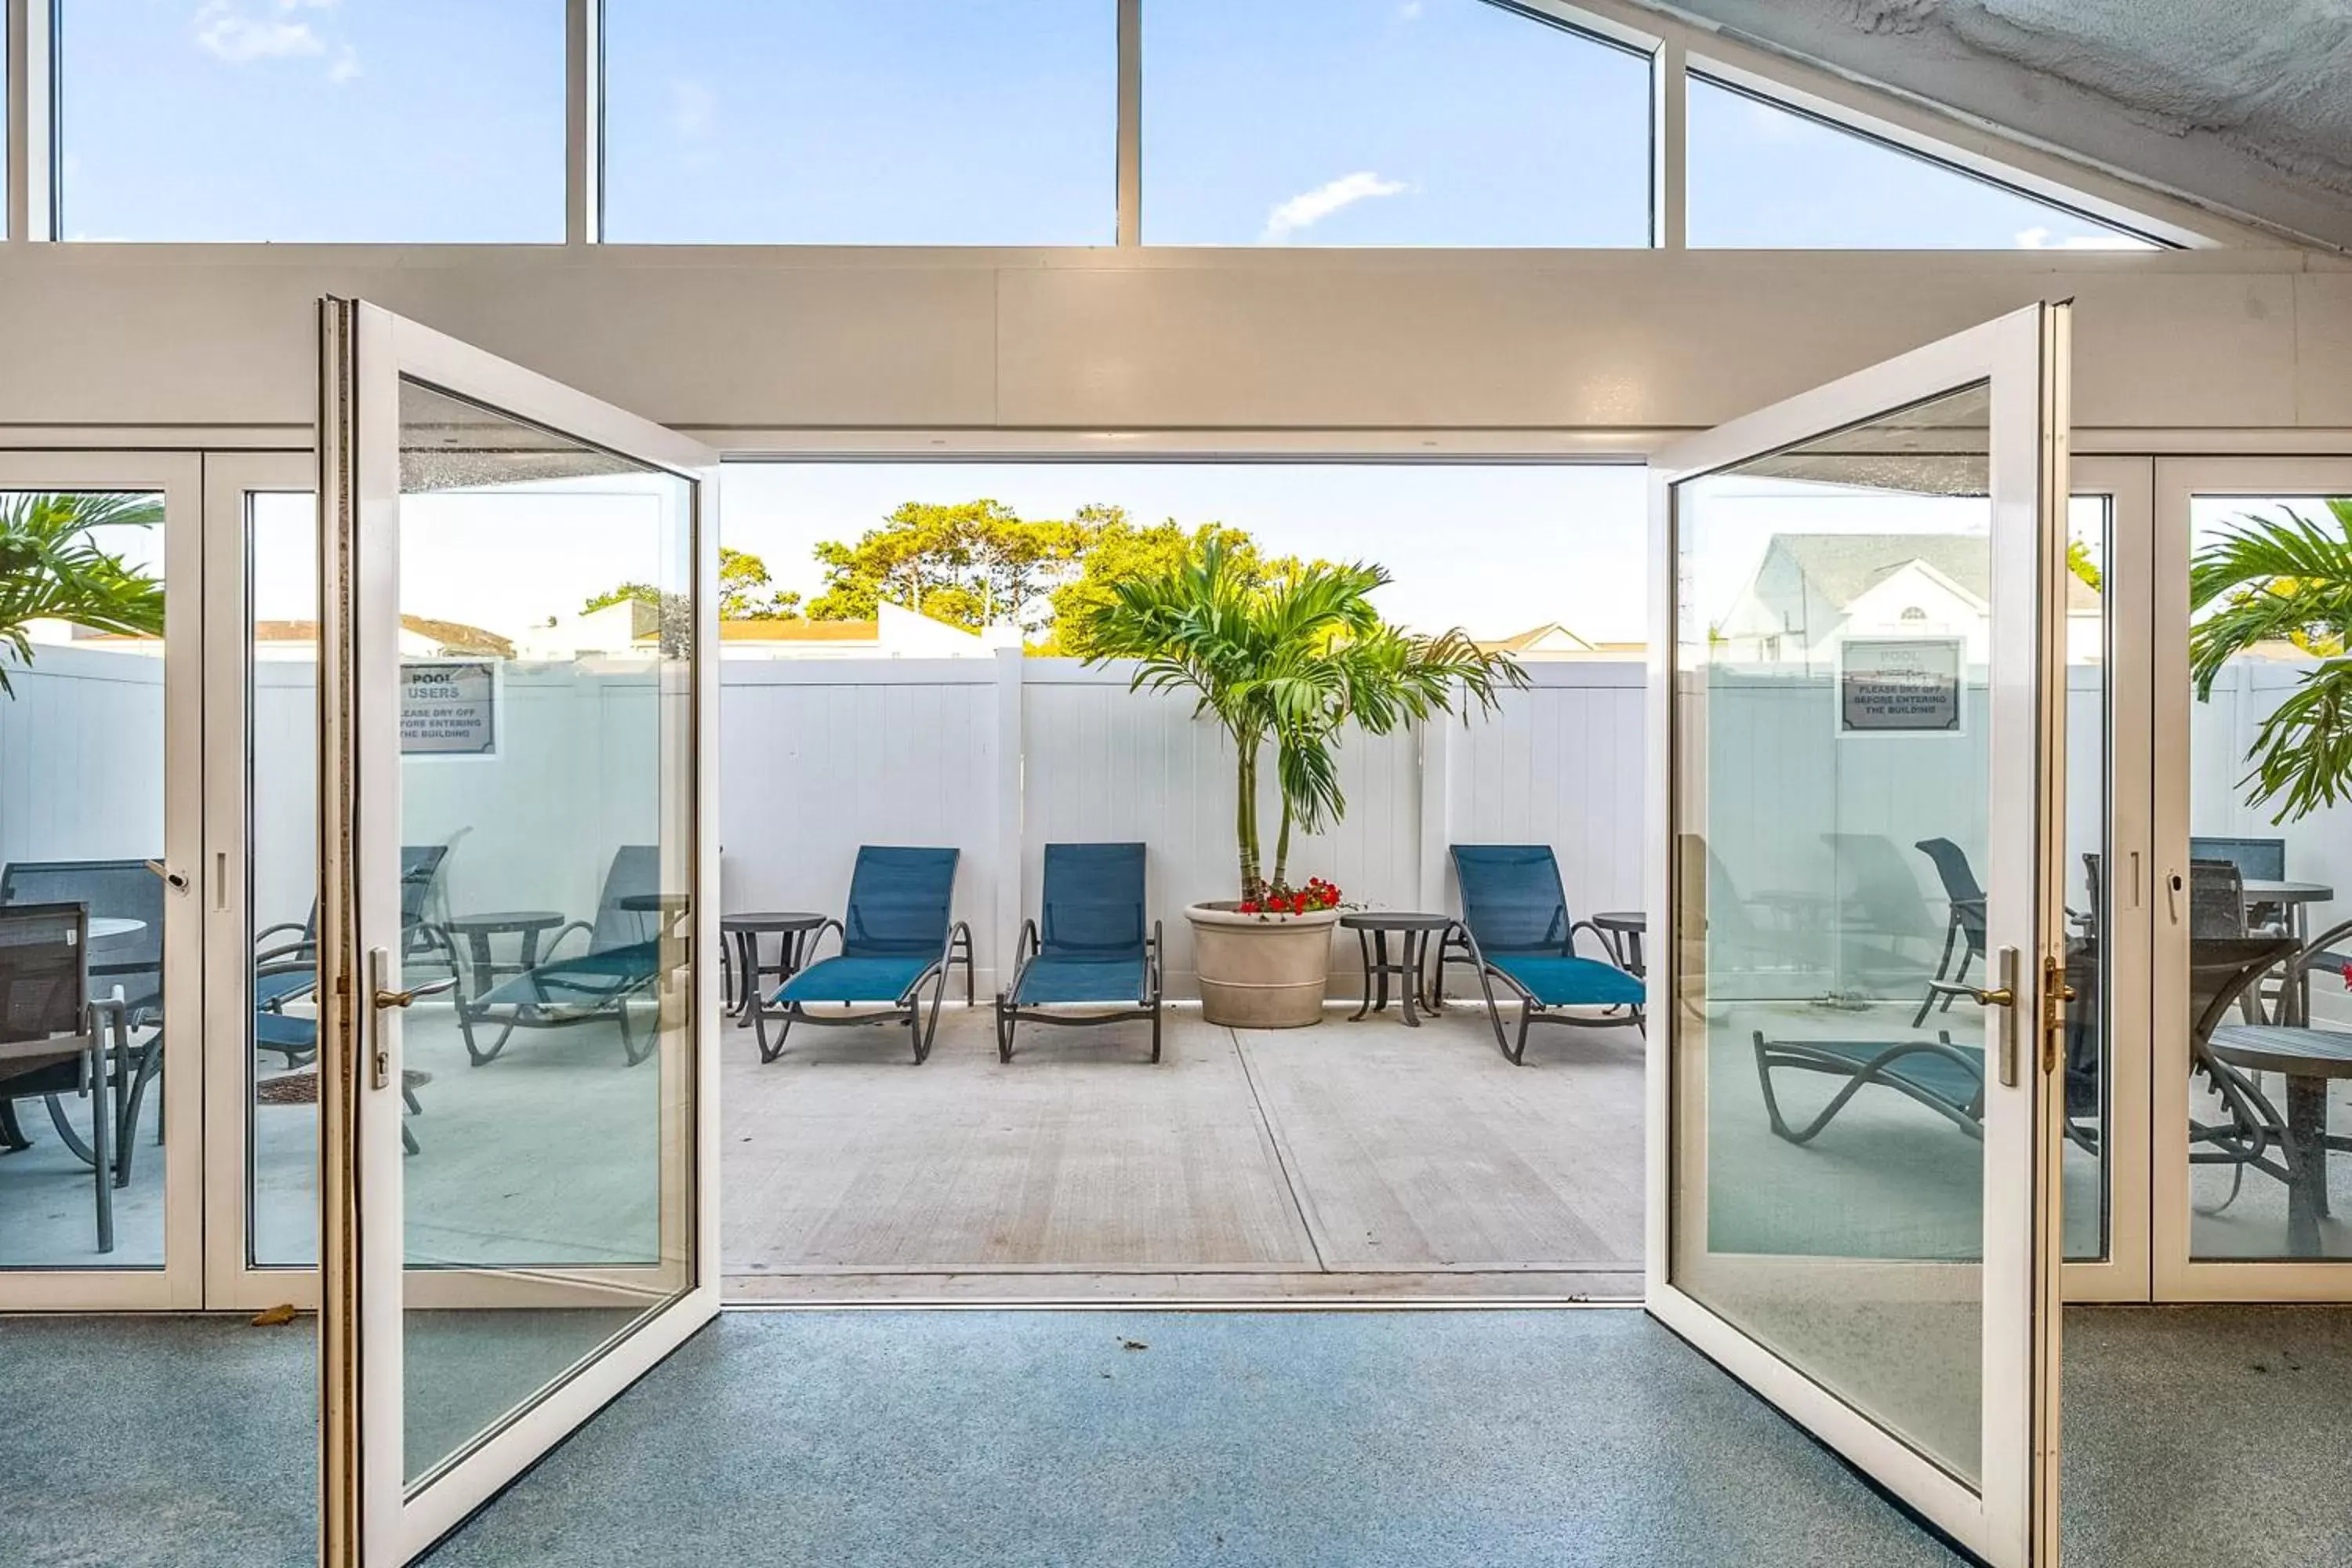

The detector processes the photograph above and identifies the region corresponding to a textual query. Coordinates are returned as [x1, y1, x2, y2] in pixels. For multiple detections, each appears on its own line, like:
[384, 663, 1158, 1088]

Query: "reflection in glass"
[248, 492, 323, 1268]
[2062, 497, 2109, 1262]
[397, 379, 696, 1485]
[1671, 383, 1992, 1485]
[0, 491, 169, 1270]
[2183, 492, 2352, 1261]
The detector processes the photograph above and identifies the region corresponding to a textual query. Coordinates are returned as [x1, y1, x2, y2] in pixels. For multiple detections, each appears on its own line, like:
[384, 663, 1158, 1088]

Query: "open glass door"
[318, 299, 720, 1566]
[1646, 303, 2071, 1566]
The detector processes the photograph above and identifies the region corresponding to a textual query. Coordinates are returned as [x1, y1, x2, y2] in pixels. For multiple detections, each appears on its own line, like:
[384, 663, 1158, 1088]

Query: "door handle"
[372, 978, 456, 1011]
[1965, 946, 2022, 1087]
[2167, 870, 2185, 925]
[365, 947, 456, 1091]
[144, 858, 191, 893]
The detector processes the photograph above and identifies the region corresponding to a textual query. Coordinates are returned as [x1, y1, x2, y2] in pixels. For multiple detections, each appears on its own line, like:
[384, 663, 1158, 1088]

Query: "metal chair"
[755, 846, 972, 1066]
[456, 845, 677, 1068]
[996, 843, 1163, 1063]
[1438, 844, 1643, 1065]
[0, 903, 134, 1252]
[1910, 837, 1987, 1026]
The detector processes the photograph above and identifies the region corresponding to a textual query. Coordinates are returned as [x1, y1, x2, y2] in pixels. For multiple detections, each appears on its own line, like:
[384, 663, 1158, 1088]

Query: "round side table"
[1339, 911, 1454, 1027]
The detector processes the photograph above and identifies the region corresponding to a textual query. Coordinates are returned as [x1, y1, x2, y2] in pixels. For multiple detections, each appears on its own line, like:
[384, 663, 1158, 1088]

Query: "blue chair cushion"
[778, 954, 935, 1007]
[1486, 953, 1644, 1008]
[1784, 1038, 1984, 1109]
[253, 1011, 316, 1054]
[477, 941, 659, 1008]
[255, 969, 318, 1010]
[1011, 956, 1149, 1007]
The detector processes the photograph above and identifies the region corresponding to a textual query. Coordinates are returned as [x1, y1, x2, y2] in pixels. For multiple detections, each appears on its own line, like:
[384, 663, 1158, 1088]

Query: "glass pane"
[250, 491, 321, 1268]
[2184, 490, 2352, 1261]
[396, 380, 696, 1486]
[1671, 383, 1993, 1486]
[58, 0, 564, 241]
[2063, 495, 2110, 1261]
[1687, 76, 2158, 251]
[1143, 0, 1651, 246]
[0, 489, 169, 1269]
[602, 0, 1113, 244]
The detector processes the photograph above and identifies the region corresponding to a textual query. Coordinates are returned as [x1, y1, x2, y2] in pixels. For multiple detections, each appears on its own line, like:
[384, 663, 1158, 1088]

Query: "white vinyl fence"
[2, 646, 2339, 1001]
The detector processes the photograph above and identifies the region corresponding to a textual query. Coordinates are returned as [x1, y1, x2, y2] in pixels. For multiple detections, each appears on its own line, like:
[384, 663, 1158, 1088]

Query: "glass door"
[1647, 303, 2071, 1566]
[318, 299, 720, 1566]
[0, 451, 205, 1311]
[2154, 456, 2352, 1300]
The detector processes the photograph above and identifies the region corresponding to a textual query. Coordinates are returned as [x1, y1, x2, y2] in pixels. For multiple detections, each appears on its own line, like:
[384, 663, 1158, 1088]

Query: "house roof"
[715, 619, 879, 643]
[1764, 534, 2100, 613]
[251, 616, 516, 658]
[1474, 622, 1598, 655]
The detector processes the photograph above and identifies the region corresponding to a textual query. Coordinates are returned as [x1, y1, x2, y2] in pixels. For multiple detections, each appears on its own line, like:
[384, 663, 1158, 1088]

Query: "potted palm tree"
[2190, 496, 2352, 821]
[0, 492, 165, 694]
[1087, 540, 1524, 1027]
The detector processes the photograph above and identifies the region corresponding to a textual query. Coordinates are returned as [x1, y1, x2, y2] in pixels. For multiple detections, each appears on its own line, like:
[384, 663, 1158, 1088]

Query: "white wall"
[0, 647, 165, 873]
[0, 250, 2343, 438]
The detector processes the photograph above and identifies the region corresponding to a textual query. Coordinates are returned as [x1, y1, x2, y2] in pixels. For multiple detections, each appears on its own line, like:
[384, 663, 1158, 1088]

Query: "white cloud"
[1260, 171, 1409, 244]
[2013, 223, 2153, 251]
[194, 1, 359, 82]
[1398, 1, 1425, 16]
[670, 78, 718, 140]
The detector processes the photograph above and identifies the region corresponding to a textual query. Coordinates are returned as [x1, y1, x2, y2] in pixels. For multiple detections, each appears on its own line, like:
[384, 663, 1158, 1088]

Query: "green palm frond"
[2190, 498, 2352, 822]
[1081, 534, 1525, 895]
[0, 492, 166, 696]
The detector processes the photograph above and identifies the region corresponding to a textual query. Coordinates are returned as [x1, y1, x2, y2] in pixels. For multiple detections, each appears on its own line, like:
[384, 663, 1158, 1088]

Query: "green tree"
[807, 500, 1082, 635]
[1083, 538, 1526, 899]
[583, 546, 800, 621]
[2189, 498, 2352, 821]
[2067, 539, 2103, 593]
[1042, 506, 1272, 658]
[0, 492, 166, 696]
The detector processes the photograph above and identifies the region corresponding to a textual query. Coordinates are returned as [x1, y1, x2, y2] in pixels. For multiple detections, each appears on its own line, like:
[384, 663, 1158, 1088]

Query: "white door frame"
[0, 449, 205, 1312]
[2060, 456, 2155, 1305]
[318, 299, 722, 1566]
[1644, 303, 2071, 1568]
[2153, 454, 2352, 1301]
[200, 449, 325, 1312]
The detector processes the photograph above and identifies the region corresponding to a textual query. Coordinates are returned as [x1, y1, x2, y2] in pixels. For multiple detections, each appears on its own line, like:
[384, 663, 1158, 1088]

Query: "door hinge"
[2040, 954, 2077, 1076]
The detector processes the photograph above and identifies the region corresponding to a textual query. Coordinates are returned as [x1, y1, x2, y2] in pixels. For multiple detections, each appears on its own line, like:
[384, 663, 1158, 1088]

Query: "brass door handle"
[372, 977, 456, 1011]
[1963, 984, 2014, 1009]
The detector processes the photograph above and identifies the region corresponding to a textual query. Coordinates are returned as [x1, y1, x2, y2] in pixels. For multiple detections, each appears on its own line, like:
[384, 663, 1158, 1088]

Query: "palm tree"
[0, 492, 167, 695]
[1085, 538, 1527, 899]
[2190, 496, 2352, 822]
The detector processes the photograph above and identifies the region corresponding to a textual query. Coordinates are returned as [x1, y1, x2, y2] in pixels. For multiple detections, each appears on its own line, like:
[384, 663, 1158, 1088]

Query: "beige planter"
[1187, 902, 1341, 1029]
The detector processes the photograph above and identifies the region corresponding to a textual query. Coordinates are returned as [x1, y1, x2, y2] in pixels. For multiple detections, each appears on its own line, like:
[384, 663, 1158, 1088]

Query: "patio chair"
[456, 844, 677, 1068]
[1683, 835, 1919, 993]
[0, 858, 165, 1169]
[0, 903, 135, 1251]
[2184, 936, 2303, 1210]
[995, 842, 1163, 1063]
[254, 843, 457, 1014]
[1910, 837, 1988, 1026]
[1438, 844, 1643, 1065]
[1753, 1029, 1986, 1145]
[755, 846, 973, 1066]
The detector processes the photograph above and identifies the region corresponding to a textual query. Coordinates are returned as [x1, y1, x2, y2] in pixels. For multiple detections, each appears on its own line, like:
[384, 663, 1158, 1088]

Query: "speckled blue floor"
[423, 1309, 1966, 1568]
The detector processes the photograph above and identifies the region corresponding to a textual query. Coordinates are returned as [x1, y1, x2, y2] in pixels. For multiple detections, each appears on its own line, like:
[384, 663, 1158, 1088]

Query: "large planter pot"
[1186, 902, 1341, 1029]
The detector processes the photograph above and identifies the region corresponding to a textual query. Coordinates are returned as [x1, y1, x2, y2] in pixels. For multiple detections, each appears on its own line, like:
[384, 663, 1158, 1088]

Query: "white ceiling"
[1624, 0, 2352, 249]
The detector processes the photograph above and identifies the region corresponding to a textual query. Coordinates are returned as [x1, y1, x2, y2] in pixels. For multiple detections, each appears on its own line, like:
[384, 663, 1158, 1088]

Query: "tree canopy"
[0, 492, 165, 696]
[583, 546, 799, 621]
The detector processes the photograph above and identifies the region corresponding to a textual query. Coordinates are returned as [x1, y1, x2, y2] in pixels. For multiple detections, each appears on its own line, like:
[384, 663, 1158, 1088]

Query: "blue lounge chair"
[996, 842, 1163, 1063]
[1439, 844, 1645, 1065]
[756, 846, 974, 1065]
[254, 843, 456, 1015]
[457, 845, 674, 1068]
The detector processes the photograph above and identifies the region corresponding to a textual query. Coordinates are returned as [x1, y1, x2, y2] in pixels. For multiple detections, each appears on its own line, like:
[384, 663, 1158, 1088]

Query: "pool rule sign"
[1838, 637, 1963, 735]
[401, 659, 499, 757]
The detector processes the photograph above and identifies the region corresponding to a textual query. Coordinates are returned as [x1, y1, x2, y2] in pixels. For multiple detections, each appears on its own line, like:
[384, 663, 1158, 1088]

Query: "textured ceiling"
[1627, 0, 2352, 248]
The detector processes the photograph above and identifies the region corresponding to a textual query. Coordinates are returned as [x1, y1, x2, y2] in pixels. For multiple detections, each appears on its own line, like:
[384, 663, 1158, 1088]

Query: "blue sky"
[45, 0, 2147, 248]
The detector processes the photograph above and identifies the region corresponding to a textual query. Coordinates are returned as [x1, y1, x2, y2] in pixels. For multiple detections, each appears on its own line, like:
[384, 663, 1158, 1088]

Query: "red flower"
[1239, 900, 1260, 914]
